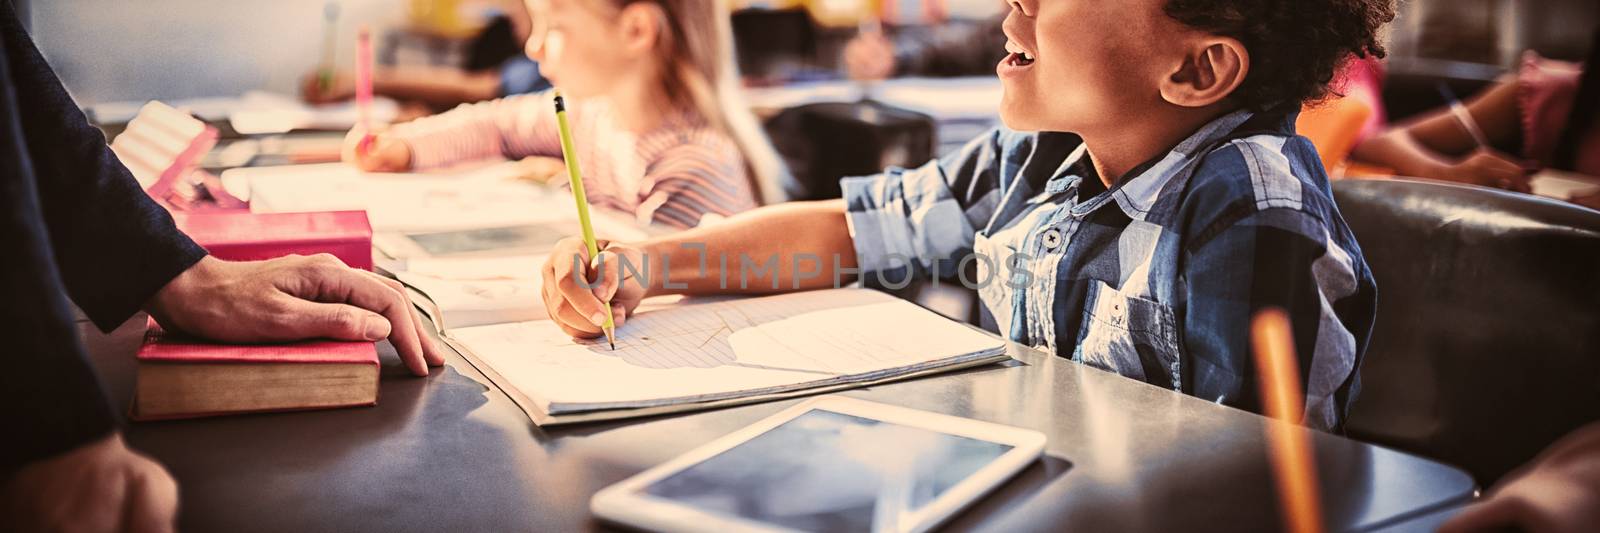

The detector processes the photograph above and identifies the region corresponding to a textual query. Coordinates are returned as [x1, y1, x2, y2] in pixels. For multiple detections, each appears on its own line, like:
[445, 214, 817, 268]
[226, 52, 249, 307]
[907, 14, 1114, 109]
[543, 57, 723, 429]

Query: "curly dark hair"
[1164, 0, 1396, 111]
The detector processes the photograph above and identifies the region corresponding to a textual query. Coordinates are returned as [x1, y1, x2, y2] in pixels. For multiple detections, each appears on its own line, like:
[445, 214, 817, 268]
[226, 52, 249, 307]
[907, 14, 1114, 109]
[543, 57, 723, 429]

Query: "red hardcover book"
[132, 320, 380, 421]
[171, 210, 373, 270]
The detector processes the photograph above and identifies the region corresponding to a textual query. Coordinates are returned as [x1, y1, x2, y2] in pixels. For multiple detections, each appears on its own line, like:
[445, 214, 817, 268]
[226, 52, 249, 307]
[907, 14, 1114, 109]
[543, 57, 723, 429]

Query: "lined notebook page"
[447, 288, 1005, 412]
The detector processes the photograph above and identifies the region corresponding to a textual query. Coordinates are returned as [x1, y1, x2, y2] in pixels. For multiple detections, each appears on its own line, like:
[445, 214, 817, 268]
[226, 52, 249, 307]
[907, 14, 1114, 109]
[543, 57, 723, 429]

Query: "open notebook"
[423, 287, 1008, 426]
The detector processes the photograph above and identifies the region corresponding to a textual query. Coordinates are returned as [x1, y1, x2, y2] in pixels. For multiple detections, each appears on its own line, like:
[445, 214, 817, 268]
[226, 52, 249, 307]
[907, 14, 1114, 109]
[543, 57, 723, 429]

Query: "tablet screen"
[640, 409, 1015, 531]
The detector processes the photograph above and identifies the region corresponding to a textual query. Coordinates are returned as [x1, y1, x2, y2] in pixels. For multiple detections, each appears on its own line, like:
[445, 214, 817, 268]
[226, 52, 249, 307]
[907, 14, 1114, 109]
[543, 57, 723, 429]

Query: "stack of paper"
[444, 288, 1009, 425]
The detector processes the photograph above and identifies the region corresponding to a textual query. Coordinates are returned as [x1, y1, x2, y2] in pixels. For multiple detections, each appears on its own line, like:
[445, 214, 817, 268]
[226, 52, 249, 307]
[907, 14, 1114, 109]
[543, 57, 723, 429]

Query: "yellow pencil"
[551, 90, 616, 349]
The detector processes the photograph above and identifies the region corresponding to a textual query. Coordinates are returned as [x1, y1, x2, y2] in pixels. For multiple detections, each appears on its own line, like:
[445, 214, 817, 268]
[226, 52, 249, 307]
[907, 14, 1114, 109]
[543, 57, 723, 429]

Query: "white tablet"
[591, 396, 1046, 533]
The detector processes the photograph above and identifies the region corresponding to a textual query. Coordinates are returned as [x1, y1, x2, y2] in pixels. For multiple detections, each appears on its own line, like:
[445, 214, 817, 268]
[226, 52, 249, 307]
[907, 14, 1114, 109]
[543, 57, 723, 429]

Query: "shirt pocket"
[1074, 279, 1183, 389]
[972, 231, 1017, 339]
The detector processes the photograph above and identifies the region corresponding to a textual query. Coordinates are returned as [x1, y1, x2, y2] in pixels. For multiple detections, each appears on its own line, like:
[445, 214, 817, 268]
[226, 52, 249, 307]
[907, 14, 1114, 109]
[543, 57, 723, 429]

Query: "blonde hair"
[617, 0, 788, 204]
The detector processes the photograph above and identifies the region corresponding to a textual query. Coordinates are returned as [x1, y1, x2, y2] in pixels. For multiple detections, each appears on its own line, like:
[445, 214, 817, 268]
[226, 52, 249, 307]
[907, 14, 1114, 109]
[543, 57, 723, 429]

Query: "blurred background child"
[347, 0, 786, 229]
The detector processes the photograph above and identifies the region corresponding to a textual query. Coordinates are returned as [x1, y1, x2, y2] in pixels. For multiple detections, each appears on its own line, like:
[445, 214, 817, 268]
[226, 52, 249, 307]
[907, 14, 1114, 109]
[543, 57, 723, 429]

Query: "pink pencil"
[354, 25, 375, 156]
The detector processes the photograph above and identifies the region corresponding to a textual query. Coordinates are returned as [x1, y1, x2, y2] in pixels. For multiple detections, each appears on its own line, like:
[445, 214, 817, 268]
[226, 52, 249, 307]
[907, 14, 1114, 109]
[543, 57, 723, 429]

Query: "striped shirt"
[843, 110, 1378, 431]
[390, 90, 757, 228]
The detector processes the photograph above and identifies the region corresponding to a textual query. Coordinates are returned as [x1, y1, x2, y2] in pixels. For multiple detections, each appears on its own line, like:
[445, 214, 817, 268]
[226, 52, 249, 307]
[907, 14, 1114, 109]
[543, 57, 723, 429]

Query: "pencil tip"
[609, 340, 616, 351]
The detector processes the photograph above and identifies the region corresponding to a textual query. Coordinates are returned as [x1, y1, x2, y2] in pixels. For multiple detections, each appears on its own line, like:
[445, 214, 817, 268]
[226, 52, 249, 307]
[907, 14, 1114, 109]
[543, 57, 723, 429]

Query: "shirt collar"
[1049, 109, 1257, 221]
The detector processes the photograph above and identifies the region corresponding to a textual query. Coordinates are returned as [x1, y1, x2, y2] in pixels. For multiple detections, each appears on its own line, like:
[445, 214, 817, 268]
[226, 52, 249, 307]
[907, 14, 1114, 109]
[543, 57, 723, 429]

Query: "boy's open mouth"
[1004, 41, 1036, 67]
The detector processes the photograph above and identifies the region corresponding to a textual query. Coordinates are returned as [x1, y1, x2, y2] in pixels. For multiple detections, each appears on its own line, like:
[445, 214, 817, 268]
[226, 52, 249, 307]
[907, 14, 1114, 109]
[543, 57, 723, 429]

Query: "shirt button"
[1041, 228, 1063, 251]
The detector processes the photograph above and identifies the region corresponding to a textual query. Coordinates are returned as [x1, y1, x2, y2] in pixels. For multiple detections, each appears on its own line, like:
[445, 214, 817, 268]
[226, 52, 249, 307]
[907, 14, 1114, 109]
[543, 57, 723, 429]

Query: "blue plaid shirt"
[842, 110, 1378, 430]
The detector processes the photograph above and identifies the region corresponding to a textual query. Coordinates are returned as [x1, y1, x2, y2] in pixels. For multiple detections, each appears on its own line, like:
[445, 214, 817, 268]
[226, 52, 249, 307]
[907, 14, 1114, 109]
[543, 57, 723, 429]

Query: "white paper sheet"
[1530, 170, 1600, 200]
[394, 255, 548, 330]
[223, 161, 654, 239]
[223, 162, 570, 232]
[228, 91, 400, 135]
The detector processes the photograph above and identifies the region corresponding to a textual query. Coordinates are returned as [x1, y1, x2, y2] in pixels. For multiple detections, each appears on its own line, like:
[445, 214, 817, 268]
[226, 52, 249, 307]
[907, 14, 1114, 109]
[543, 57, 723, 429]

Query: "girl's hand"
[300, 69, 355, 104]
[341, 125, 413, 172]
[1444, 149, 1534, 193]
[1572, 191, 1600, 211]
[541, 238, 650, 339]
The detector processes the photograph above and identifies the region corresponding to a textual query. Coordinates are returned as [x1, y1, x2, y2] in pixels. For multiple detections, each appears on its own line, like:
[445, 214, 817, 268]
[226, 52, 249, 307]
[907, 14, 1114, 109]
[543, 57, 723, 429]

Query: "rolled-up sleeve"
[841, 164, 976, 276]
[840, 128, 1019, 281]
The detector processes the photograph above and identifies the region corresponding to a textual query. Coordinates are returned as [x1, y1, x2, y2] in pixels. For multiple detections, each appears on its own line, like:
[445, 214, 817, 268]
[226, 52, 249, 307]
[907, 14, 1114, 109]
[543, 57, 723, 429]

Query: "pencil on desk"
[354, 25, 375, 156]
[1251, 308, 1324, 533]
[551, 90, 616, 350]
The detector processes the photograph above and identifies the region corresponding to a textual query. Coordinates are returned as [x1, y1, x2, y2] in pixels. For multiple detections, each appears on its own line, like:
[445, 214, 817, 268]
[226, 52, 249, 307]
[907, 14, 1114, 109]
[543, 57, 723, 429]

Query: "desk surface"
[86, 315, 1473, 533]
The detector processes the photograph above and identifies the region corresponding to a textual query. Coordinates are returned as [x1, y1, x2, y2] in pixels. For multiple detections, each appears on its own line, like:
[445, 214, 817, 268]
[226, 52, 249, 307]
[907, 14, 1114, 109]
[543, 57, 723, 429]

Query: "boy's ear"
[1161, 38, 1250, 108]
[619, 3, 666, 58]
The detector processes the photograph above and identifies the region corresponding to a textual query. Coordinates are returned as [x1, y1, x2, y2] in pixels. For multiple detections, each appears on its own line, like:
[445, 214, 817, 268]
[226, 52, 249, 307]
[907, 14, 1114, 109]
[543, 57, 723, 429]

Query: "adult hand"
[299, 69, 355, 105]
[1442, 149, 1534, 192]
[843, 32, 896, 81]
[1440, 423, 1600, 533]
[147, 255, 446, 376]
[540, 237, 649, 339]
[0, 433, 177, 533]
[340, 124, 412, 173]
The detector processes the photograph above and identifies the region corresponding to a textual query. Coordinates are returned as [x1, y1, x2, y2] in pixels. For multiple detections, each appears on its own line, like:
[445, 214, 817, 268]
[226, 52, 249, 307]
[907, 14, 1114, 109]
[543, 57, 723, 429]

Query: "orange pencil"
[1251, 308, 1325, 533]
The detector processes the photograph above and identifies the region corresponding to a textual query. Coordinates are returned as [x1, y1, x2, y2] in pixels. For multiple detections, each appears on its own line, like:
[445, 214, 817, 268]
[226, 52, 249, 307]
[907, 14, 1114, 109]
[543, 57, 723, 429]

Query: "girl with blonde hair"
[347, 0, 784, 228]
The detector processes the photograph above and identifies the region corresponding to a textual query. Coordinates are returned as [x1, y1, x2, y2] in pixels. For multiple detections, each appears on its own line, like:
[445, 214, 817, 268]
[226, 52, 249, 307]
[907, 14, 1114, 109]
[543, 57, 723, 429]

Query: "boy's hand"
[300, 69, 355, 104]
[541, 238, 649, 339]
[341, 125, 413, 172]
[1, 433, 177, 533]
[1445, 149, 1533, 193]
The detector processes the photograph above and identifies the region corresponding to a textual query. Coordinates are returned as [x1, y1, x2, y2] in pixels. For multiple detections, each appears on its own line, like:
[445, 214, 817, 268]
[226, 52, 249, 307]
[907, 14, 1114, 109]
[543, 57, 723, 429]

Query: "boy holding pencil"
[544, 0, 1392, 430]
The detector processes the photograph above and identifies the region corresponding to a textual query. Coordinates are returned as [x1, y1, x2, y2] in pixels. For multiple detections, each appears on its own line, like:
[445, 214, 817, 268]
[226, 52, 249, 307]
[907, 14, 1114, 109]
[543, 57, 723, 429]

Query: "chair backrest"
[1333, 178, 1600, 485]
[763, 100, 937, 201]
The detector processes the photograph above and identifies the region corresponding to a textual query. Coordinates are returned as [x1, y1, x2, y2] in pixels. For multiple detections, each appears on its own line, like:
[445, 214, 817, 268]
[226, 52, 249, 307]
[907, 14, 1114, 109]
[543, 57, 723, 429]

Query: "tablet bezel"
[590, 395, 1047, 533]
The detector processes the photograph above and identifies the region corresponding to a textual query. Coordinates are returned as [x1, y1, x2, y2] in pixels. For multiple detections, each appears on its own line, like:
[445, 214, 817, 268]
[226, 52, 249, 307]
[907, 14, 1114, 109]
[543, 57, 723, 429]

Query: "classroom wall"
[31, 0, 1599, 107]
[31, 0, 404, 106]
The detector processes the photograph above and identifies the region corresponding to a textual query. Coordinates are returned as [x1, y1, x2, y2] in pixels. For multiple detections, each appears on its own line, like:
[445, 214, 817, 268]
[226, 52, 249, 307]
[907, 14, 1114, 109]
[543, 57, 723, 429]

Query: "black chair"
[1334, 178, 1600, 485]
[763, 100, 937, 202]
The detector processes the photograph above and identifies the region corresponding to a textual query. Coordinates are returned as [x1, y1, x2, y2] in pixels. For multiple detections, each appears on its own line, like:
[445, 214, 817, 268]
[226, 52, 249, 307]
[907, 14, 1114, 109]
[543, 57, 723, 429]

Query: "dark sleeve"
[893, 16, 1008, 78]
[0, 0, 203, 471]
[1, 1, 207, 332]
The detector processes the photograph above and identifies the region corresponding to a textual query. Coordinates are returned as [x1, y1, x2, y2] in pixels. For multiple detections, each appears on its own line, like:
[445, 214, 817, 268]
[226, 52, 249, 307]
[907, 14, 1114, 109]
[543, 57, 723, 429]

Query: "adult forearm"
[637, 200, 857, 295]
